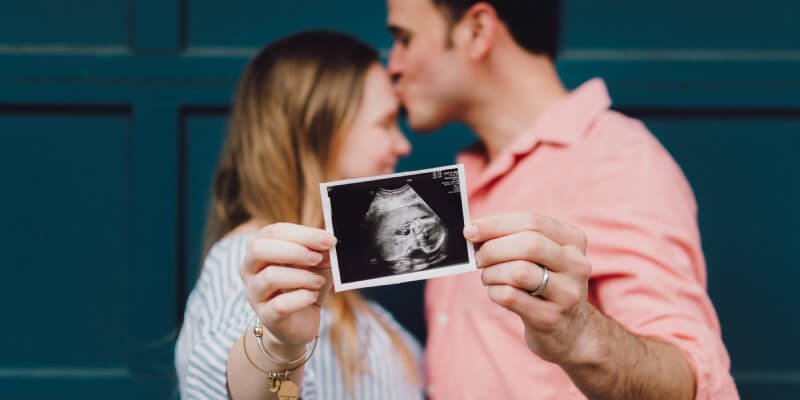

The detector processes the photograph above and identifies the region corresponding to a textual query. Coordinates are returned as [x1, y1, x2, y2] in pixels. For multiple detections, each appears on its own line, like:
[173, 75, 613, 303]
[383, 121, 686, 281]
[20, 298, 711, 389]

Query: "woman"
[175, 31, 422, 399]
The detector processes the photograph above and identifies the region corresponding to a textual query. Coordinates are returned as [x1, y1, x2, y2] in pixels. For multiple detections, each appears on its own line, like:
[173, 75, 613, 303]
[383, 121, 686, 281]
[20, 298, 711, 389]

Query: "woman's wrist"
[260, 327, 308, 362]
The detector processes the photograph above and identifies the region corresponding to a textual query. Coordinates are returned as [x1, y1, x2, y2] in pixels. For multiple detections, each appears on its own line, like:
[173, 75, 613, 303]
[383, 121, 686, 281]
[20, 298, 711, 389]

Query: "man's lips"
[394, 86, 407, 103]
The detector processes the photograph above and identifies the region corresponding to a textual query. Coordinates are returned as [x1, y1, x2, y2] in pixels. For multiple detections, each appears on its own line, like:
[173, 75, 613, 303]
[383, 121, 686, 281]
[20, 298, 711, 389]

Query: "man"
[386, 1, 738, 399]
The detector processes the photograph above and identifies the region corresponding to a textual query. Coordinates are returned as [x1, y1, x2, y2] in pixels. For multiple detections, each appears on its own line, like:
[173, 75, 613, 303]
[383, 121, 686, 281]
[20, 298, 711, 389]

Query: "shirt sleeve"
[175, 236, 317, 399]
[570, 118, 739, 399]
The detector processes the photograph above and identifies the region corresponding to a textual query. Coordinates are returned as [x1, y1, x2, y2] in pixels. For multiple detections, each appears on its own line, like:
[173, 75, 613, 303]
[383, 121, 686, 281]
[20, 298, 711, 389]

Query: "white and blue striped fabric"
[175, 233, 424, 400]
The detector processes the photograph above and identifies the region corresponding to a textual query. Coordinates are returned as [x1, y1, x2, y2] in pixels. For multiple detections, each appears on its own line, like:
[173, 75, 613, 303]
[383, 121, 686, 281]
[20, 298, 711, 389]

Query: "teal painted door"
[0, 1, 797, 398]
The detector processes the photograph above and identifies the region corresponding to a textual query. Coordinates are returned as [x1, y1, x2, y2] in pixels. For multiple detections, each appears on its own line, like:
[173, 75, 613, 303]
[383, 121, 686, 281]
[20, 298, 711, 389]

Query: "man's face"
[386, 0, 469, 132]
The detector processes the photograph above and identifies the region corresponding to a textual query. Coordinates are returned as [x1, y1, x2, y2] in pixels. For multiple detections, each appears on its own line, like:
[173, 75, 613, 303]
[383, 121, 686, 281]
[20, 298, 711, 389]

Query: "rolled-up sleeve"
[571, 122, 739, 399]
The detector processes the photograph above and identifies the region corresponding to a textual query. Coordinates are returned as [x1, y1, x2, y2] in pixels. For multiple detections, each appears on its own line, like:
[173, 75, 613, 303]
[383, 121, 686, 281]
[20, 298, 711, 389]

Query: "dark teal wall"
[0, 1, 797, 398]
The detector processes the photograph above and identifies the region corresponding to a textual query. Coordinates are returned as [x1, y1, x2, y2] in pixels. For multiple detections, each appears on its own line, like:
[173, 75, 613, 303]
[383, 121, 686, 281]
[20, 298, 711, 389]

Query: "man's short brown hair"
[432, 0, 562, 59]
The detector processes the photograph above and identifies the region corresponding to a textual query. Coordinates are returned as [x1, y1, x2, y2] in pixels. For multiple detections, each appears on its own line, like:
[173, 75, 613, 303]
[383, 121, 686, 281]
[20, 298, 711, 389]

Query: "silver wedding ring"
[529, 267, 550, 296]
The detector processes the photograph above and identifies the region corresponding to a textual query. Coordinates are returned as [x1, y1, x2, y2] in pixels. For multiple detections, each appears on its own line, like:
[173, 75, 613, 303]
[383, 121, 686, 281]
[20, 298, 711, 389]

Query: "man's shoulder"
[575, 108, 679, 170]
[578, 109, 695, 204]
[587, 109, 657, 147]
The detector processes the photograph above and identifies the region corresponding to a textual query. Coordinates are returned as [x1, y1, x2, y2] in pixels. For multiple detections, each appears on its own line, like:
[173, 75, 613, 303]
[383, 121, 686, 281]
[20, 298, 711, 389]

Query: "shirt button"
[436, 313, 449, 326]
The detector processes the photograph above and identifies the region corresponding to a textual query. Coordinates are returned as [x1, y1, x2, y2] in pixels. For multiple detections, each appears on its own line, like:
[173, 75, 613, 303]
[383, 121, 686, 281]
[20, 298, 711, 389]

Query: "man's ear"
[454, 2, 499, 61]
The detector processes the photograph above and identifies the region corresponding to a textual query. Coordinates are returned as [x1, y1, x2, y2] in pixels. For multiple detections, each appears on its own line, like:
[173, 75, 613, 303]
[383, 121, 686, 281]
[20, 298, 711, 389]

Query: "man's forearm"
[560, 306, 696, 400]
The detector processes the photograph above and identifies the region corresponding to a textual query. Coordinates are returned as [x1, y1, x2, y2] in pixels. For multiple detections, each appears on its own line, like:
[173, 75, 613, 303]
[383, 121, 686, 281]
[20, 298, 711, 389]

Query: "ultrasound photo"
[320, 165, 476, 291]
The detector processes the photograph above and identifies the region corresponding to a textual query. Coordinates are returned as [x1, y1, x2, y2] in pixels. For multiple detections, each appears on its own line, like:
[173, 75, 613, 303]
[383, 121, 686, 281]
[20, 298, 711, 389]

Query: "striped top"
[175, 233, 424, 400]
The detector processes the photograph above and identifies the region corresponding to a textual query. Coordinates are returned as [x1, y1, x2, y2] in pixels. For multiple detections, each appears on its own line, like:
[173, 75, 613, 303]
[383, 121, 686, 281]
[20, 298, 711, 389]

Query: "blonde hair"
[203, 31, 418, 389]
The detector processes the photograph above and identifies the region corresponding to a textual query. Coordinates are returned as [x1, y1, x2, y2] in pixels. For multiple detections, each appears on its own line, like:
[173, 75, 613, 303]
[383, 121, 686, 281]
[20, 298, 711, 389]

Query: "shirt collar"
[458, 78, 612, 194]
[510, 77, 612, 154]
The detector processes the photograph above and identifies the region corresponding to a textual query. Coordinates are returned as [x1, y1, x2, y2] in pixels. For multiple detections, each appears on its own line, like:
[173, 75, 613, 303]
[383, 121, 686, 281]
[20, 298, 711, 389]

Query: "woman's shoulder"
[203, 221, 263, 269]
[207, 232, 251, 263]
[198, 231, 253, 288]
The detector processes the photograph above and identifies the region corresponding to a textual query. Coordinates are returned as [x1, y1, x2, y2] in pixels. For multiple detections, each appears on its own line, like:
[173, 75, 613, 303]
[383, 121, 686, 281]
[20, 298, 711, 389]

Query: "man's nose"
[387, 45, 403, 83]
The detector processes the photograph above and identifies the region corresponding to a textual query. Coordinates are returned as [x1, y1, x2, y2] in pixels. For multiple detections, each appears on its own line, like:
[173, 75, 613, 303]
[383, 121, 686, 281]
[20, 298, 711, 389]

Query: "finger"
[259, 289, 320, 322]
[465, 212, 587, 251]
[314, 268, 334, 306]
[481, 261, 578, 305]
[563, 245, 592, 278]
[486, 285, 562, 333]
[259, 223, 337, 251]
[316, 251, 333, 271]
[481, 260, 548, 293]
[475, 230, 567, 272]
[247, 266, 327, 302]
[243, 236, 326, 274]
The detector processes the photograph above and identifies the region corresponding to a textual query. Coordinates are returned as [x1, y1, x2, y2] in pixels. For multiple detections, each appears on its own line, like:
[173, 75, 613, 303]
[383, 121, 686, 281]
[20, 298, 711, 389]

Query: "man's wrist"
[561, 305, 612, 370]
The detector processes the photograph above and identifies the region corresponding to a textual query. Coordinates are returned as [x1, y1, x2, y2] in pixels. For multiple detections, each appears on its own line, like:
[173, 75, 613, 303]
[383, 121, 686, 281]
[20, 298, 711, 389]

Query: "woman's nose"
[394, 130, 412, 157]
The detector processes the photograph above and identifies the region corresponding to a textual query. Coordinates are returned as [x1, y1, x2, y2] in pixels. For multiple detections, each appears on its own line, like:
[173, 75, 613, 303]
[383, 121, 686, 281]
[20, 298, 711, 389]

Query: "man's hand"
[464, 212, 696, 399]
[464, 212, 596, 364]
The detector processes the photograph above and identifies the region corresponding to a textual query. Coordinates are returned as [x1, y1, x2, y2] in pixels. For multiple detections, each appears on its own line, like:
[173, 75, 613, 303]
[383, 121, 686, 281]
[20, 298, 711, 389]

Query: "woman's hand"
[239, 223, 336, 356]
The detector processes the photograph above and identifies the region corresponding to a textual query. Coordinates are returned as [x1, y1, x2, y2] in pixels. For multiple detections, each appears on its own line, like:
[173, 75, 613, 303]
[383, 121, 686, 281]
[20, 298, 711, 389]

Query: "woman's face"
[335, 64, 412, 180]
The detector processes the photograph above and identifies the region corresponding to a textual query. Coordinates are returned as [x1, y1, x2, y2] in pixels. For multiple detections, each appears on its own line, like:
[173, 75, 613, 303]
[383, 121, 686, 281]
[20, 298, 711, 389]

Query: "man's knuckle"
[563, 286, 580, 306]
[488, 286, 508, 306]
[520, 232, 540, 256]
[499, 286, 518, 307]
[538, 311, 560, 331]
[481, 269, 491, 285]
[510, 263, 530, 285]
[525, 213, 541, 231]
[578, 258, 592, 277]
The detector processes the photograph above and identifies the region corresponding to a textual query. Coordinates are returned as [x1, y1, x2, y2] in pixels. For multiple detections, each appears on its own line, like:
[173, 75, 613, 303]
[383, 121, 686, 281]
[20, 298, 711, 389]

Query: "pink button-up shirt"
[424, 79, 738, 400]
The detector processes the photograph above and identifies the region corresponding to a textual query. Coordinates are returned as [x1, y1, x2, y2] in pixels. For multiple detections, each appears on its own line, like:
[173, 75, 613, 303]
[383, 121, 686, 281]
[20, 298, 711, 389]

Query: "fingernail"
[314, 276, 326, 287]
[464, 224, 478, 240]
[320, 235, 337, 248]
[308, 252, 324, 265]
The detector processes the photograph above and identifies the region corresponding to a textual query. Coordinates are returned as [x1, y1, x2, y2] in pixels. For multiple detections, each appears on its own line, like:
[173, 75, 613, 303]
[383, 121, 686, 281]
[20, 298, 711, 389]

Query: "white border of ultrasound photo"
[319, 164, 476, 292]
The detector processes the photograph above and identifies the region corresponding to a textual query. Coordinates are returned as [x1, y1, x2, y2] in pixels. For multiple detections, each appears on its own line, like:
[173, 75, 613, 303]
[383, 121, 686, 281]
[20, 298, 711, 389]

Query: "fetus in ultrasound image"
[363, 184, 449, 274]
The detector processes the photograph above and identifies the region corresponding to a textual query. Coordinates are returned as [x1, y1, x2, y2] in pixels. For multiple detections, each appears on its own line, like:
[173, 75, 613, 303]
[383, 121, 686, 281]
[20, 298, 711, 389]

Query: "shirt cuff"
[638, 320, 738, 400]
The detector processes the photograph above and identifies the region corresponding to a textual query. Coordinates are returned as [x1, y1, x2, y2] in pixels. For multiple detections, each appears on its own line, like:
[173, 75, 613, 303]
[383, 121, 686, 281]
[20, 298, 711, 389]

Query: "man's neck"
[462, 55, 568, 163]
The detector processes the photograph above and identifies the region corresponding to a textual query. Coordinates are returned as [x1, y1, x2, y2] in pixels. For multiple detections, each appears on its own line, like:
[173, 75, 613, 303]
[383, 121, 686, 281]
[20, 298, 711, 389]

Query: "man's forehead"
[387, 0, 439, 24]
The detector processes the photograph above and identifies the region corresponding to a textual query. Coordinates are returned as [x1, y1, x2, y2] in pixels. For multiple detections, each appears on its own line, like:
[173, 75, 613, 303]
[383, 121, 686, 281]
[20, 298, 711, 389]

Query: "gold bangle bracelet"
[253, 317, 318, 367]
[242, 315, 317, 373]
[241, 315, 315, 399]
